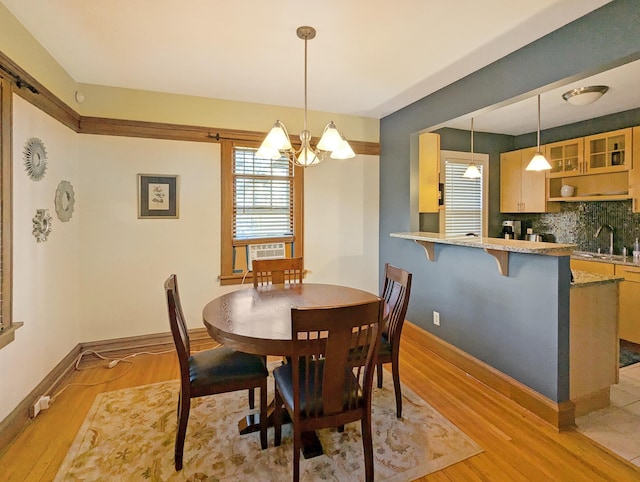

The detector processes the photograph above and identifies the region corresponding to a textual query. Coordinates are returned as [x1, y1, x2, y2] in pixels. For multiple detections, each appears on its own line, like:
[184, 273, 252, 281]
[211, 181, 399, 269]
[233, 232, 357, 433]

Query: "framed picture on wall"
[138, 174, 179, 219]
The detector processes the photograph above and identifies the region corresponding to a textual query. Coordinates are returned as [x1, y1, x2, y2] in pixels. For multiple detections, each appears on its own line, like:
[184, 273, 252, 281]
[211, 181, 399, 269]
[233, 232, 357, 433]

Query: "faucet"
[594, 224, 614, 255]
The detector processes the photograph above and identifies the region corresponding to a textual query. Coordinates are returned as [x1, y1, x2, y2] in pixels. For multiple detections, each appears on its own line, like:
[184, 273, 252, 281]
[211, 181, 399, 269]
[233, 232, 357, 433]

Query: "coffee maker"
[501, 220, 521, 240]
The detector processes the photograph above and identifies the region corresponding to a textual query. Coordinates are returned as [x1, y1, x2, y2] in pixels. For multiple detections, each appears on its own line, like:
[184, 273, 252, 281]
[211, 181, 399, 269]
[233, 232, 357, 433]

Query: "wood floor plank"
[1, 336, 639, 481]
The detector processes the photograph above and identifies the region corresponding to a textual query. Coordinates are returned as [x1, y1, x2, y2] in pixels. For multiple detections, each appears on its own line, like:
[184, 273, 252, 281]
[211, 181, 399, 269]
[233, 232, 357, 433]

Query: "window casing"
[439, 150, 489, 237]
[0, 76, 17, 349]
[220, 141, 303, 284]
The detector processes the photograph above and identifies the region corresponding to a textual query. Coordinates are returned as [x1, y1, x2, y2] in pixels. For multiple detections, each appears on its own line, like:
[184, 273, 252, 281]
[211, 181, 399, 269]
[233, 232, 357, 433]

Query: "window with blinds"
[443, 160, 483, 237]
[233, 147, 294, 240]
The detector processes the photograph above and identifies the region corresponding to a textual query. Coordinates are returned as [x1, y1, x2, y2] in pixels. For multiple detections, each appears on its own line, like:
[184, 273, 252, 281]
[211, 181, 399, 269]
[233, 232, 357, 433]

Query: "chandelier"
[257, 26, 355, 166]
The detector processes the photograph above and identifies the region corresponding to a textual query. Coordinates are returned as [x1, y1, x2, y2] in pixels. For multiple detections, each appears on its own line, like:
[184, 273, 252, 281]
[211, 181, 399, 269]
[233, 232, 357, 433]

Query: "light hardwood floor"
[1, 333, 639, 481]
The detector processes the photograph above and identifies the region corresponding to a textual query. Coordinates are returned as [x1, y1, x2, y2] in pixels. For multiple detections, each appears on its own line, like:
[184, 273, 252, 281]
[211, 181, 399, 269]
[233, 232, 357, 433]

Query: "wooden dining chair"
[164, 274, 268, 471]
[377, 263, 412, 418]
[273, 299, 384, 482]
[252, 257, 303, 287]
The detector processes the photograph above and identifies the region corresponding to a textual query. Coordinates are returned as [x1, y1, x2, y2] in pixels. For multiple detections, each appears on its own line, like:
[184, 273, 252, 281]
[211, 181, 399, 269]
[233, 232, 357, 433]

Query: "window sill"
[0, 322, 24, 350]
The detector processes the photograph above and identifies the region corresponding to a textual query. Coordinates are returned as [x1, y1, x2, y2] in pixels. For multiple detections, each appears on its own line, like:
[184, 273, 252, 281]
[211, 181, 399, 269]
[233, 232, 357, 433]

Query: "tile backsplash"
[504, 201, 640, 254]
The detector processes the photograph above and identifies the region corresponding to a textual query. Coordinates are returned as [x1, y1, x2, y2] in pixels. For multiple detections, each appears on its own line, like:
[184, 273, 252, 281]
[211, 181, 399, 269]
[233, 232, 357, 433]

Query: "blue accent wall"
[379, 0, 640, 402]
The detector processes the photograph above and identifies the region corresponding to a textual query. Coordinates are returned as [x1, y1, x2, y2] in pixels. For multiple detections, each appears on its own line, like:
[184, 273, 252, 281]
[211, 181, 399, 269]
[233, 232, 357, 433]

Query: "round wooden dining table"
[202, 282, 382, 458]
[202, 282, 382, 357]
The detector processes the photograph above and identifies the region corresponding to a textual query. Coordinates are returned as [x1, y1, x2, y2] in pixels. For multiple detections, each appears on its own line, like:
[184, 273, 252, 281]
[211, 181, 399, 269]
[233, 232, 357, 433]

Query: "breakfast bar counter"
[391, 231, 575, 276]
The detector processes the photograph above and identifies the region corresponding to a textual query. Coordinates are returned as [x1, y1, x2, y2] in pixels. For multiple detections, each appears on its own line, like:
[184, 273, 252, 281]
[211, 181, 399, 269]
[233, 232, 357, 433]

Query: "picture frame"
[138, 174, 179, 219]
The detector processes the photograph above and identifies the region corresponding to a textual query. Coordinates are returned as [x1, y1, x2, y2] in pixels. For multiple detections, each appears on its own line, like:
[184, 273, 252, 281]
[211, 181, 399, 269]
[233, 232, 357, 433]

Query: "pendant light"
[463, 117, 481, 178]
[257, 26, 355, 166]
[525, 95, 552, 171]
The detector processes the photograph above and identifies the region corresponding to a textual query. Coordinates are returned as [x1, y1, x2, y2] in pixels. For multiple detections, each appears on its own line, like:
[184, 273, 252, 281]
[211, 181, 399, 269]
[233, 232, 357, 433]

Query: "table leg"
[238, 402, 323, 459]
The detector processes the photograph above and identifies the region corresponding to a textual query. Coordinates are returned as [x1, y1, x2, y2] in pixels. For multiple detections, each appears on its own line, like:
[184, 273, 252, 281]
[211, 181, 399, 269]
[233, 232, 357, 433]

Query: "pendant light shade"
[257, 27, 355, 166]
[525, 95, 551, 171]
[463, 118, 481, 178]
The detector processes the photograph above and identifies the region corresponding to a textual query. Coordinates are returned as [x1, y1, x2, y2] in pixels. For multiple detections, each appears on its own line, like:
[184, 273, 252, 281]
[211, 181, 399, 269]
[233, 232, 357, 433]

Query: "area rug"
[54, 369, 482, 481]
[620, 340, 640, 368]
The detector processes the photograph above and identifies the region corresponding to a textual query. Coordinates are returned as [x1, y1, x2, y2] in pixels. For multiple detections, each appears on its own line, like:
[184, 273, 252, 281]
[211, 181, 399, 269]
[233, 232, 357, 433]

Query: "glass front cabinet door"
[546, 137, 584, 177]
[584, 128, 632, 173]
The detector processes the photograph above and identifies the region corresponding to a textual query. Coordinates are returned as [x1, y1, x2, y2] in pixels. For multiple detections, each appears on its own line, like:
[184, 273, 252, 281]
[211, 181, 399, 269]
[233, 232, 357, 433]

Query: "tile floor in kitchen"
[576, 363, 640, 466]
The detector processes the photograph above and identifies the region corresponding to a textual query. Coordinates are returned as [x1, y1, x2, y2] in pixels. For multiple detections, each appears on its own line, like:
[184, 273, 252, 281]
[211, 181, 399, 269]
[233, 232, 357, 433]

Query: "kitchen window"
[440, 150, 489, 237]
[219, 141, 303, 284]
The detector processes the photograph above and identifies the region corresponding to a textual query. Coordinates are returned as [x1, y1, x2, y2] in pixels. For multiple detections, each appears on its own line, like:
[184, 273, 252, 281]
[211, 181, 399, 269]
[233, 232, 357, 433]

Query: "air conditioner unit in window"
[247, 242, 286, 270]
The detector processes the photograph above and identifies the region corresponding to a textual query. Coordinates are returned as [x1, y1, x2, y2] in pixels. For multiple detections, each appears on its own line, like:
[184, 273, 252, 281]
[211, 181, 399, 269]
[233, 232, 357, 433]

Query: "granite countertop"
[572, 251, 640, 267]
[571, 270, 623, 287]
[391, 232, 576, 256]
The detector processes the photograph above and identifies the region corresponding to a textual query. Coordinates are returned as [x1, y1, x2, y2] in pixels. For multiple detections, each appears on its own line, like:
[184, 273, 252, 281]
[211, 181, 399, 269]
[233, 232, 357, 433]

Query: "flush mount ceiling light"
[526, 95, 552, 171]
[463, 118, 481, 178]
[562, 85, 609, 106]
[257, 26, 355, 167]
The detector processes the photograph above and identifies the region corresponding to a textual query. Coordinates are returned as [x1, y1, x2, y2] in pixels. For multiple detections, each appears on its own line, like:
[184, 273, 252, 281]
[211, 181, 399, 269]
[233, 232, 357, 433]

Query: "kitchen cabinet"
[571, 259, 615, 275]
[500, 147, 553, 213]
[584, 128, 632, 173]
[615, 264, 640, 344]
[631, 126, 640, 213]
[570, 274, 620, 416]
[418, 132, 440, 213]
[546, 137, 584, 177]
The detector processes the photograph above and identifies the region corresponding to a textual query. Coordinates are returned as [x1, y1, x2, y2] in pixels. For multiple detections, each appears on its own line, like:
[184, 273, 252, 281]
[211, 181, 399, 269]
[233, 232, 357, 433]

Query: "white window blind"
[444, 161, 483, 237]
[233, 147, 294, 240]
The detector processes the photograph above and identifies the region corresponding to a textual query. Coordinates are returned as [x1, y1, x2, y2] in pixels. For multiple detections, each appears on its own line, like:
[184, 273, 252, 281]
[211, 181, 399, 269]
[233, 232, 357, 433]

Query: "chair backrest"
[252, 257, 303, 287]
[381, 263, 412, 345]
[165, 274, 191, 386]
[290, 299, 383, 418]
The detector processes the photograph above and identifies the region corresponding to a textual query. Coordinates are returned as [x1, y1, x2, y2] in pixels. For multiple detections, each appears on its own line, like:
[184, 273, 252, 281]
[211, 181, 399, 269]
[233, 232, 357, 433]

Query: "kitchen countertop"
[571, 270, 623, 288]
[391, 231, 575, 256]
[572, 251, 640, 267]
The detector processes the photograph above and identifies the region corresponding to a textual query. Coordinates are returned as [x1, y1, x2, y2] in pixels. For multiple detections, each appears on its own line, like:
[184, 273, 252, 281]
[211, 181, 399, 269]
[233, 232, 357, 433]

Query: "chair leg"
[249, 388, 255, 409]
[259, 380, 268, 450]
[274, 386, 283, 447]
[175, 392, 191, 471]
[392, 355, 402, 418]
[293, 426, 302, 482]
[377, 362, 383, 388]
[337, 425, 344, 433]
[361, 413, 374, 482]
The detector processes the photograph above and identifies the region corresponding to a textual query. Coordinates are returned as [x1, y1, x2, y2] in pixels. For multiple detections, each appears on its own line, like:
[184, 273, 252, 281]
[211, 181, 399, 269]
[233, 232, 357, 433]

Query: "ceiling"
[0, 0, 614, 122]
[446, 59, 640, 135]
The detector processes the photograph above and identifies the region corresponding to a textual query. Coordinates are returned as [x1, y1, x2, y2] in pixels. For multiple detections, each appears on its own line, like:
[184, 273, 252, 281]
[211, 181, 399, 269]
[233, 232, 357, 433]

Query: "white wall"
[77, 135, 225, 340]
[304, 156, 380, 294]
[0, 106, 380, 422]
[0, 95, 80, 421]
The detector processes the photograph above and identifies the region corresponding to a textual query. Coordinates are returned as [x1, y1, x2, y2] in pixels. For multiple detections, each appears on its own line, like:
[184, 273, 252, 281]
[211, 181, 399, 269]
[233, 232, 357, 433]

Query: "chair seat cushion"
[189, 346, 267, 389]
[378, 334, 393, 357]
[273, 359, 363, 416]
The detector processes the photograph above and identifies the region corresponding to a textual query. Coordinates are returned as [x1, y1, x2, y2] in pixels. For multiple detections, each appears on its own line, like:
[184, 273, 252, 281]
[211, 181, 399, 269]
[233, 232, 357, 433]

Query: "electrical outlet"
[433, 311, 440, 326]
[30, 395, 51, 418]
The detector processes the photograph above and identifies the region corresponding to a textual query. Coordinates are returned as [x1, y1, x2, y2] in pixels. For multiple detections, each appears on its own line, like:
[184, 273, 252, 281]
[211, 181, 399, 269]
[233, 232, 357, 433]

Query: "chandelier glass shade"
[257, 26, 354, 167]
[525, 94, 551, 171]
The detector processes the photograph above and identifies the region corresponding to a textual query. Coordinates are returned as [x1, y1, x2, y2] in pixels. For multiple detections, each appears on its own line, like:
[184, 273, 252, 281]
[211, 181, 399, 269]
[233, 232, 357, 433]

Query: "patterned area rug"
[620, 340, 640, 368]
[55, 369, 482, 481]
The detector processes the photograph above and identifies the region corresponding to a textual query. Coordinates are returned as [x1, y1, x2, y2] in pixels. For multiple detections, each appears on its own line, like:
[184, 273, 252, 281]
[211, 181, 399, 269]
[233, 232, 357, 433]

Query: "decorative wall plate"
[55, 180, 75, 222]
[23, 137, 48, 181]
[32, 209, 52, 242]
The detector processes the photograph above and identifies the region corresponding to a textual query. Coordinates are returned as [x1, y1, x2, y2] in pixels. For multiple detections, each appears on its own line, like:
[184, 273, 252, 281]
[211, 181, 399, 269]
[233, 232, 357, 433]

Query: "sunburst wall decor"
[32, 209, 52, 242]
[23, 137, 48, 181]
[55, 180, 75, 222]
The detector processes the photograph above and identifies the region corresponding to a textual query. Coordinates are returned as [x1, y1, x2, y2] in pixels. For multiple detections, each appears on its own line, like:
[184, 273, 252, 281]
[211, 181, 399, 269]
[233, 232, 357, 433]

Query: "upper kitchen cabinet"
[584, 128, 632, 173]
[546, 137, 584, 177]
[501, 147, 554, 213]
[418, 132, 441, 213]
[631, 126, 640, 213]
